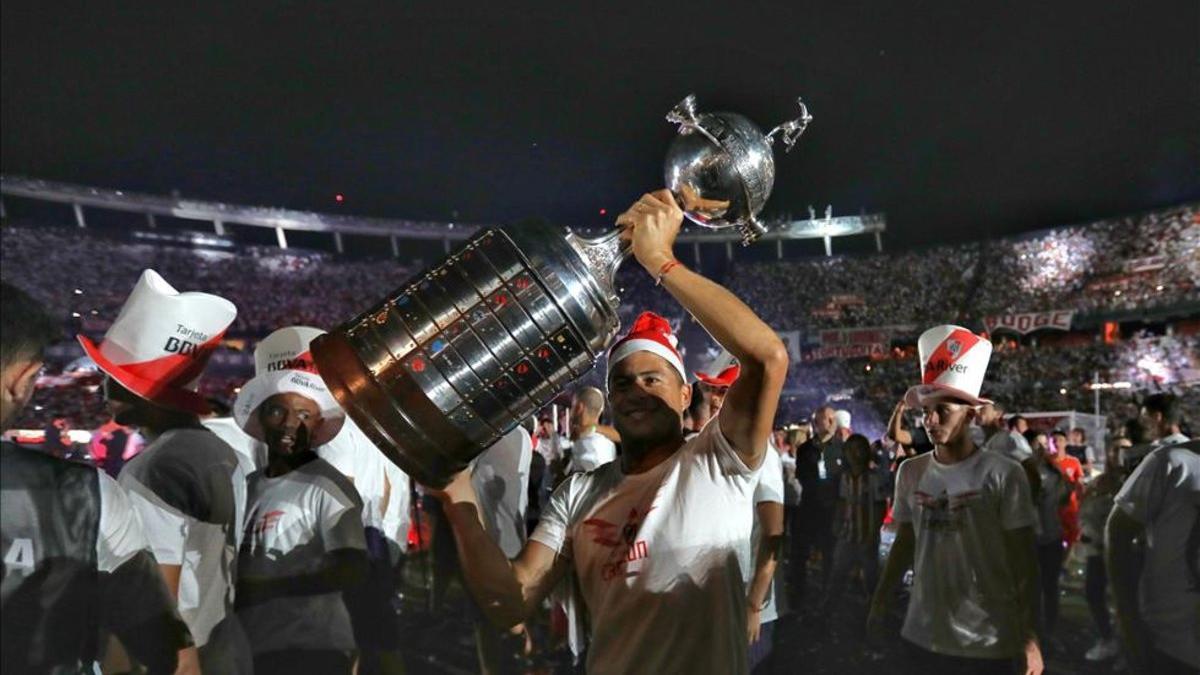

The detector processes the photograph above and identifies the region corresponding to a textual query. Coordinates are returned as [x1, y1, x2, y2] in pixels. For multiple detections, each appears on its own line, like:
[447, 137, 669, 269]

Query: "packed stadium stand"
[2, 199, 1197, 438]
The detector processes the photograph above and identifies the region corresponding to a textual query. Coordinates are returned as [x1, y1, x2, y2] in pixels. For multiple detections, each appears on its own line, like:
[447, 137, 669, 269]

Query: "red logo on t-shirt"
[255, 510, 285, 535]
[584, 508, 652, 581]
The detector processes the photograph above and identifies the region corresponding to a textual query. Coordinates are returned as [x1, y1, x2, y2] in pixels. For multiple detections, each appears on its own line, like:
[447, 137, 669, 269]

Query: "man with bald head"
[567, 386, 617, 474]
[792, 403, 843, 606]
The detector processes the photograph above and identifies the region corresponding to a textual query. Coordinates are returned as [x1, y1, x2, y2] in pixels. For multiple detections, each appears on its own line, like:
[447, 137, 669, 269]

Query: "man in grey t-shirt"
[85, 270, 250, 674]
[1107, 440, 1199, 673]
[116, 422, 248, 670]
[870, 326, 1042, 675]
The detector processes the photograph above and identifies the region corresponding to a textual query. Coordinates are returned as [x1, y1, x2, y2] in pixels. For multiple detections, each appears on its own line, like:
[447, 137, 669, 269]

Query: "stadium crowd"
[1, 199, 1198, 675]
[726, 205, 1198, 330]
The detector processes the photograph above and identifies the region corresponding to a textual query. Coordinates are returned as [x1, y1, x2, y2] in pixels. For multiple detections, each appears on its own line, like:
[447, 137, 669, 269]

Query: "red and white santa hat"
[695, 363, 740, 387]
[78, 269, 236, 415]
[903, 324, 994, 407]
[606, 311, 687, 383]
[233, 326, 345, 446]
[694, 349, 739, 387]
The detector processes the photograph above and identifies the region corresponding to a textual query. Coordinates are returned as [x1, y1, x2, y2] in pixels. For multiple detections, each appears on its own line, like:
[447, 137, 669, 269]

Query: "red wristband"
[656, 259, 682, 286]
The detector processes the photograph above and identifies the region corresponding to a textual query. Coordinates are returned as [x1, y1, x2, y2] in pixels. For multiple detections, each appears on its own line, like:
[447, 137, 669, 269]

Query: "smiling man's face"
[258, 392, 323, 456]
[608, 351, 691, 445]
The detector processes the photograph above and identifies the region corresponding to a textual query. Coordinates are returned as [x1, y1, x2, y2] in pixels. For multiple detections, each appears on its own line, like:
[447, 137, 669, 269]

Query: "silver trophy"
[313, 95, 811, 486]
[665, 94, 812, 243]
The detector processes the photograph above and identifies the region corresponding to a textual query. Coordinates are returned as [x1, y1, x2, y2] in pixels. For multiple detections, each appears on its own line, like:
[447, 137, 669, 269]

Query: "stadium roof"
[2, 1, 1197, 248]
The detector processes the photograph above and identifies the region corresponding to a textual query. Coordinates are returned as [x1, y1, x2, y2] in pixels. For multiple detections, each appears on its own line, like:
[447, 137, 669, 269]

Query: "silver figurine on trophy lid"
[313, 95, 812, 486]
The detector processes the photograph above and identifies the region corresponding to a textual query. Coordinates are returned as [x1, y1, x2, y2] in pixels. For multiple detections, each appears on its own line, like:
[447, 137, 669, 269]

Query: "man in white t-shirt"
[470, 426, 535, 672]
[239, 325, 410, 671]
[231, 333, 367, 675]
[1107, 440, 1199, 673]
[567, 386, 617, 474]
[473, 426, 534, 559]
[869, 325, 1043, 675]
[748, 442, 785, 670]
[430, 190, 788, 675]
[698, 358, 786, 668]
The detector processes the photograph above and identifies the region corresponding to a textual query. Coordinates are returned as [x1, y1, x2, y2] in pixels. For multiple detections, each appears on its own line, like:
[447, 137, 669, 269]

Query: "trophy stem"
[564, 229, 630, 307]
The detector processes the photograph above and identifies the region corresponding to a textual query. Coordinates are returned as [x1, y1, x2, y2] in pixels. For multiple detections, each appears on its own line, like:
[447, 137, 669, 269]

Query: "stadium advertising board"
[984, 311, 1074, 335]
[805, 325, 912, 361]
[805, 343, 888, 361]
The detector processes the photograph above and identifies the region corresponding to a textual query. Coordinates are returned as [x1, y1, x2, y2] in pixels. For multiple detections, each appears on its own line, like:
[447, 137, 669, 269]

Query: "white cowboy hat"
[233, 326, 345, 447]
[78, 269, 236, 414]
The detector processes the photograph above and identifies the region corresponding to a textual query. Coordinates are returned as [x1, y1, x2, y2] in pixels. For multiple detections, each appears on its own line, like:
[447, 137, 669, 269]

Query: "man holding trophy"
[430, 189, 789, 674]
[306, 95, 809, 672]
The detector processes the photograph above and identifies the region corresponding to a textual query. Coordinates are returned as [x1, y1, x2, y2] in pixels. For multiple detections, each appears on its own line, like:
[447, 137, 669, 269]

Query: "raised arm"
[617, 191, 789, 467]
[436, 470, 570, 628]
[887, 401, 912, 446]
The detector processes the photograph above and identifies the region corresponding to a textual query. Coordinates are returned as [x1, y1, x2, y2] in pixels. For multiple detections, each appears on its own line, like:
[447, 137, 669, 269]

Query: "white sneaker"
[1085, 638, 1119, 661]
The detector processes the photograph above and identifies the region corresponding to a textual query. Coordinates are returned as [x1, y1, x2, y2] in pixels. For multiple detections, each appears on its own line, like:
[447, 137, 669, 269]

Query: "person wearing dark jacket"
[1, 280, 195, 674]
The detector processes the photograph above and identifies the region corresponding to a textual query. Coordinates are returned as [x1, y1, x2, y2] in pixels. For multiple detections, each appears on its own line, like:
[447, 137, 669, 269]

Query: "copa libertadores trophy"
[312, 94, 812, 486]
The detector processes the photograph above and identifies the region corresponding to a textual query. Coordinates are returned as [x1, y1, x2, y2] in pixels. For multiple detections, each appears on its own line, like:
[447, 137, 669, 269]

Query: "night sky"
[3, 1, 1197, 247]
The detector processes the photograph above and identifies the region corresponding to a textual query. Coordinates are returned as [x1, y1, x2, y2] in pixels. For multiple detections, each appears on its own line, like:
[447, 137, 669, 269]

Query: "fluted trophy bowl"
[312, 95, 811, 487]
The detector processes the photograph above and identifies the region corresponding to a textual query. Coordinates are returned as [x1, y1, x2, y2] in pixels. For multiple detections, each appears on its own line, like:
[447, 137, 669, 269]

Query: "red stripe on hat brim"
[695, 364, 740, 387]
[78, 334, 215, 415]
[119, 332, 223, 389]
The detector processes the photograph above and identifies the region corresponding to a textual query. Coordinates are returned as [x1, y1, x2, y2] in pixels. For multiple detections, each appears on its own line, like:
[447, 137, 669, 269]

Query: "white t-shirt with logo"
[237, 458, 366, 654]
[1113, 441, 1200, 668]
[472, 426, 533, 558]
[751, 447, 785, 624]
[568, 431, 617, 474]
[531, 420, 760, 675]
[892, 448, 1036, 659]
